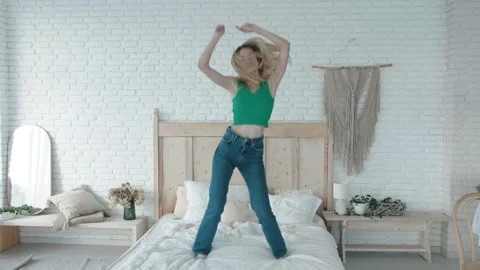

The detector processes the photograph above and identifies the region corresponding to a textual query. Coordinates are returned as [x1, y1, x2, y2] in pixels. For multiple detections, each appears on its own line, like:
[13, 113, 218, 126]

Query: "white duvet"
[107, 214, 345, 270]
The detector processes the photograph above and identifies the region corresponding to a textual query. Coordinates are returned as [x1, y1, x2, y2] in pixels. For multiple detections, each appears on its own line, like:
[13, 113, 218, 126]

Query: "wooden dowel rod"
[312, 63, 393, 69]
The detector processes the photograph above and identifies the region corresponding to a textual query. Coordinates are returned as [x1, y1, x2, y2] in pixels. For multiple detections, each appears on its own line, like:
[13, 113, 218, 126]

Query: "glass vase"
[123, 200, 136, 220]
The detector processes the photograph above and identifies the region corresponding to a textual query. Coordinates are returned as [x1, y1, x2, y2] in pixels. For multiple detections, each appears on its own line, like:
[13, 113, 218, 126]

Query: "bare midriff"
[231, 124, 265, 139]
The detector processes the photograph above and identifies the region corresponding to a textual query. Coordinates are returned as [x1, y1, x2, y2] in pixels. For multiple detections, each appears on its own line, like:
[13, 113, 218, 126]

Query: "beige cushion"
[48, 184, 105, 230]
[173, 186, 258, 224]
[70, 211, 105, 225]
[221, 201, 258, 224]
[51, 210, 106, 231]
[173, 186, 188, 218]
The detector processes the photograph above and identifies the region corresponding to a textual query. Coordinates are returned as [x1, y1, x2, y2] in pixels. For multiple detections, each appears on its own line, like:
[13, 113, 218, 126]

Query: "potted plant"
[349, 195, 372, 215]
[108, 182, 145, 220]
[0, 204, 35, 220]
[369, 197, 407, 217]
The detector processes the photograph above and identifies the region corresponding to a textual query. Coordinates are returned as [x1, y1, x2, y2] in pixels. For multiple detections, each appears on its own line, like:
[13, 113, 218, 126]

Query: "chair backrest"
[453, 192, 480, 266]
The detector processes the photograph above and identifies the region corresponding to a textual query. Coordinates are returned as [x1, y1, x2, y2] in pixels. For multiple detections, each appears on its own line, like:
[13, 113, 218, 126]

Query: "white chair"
[453, 192, 480, 270]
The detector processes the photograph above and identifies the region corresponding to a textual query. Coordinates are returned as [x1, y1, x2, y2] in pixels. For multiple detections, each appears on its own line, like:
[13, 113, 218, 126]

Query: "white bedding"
[107, 214, 344, 270]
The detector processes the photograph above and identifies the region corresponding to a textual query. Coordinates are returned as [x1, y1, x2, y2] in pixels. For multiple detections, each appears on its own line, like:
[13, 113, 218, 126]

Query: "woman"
[192, 23, 290, 259]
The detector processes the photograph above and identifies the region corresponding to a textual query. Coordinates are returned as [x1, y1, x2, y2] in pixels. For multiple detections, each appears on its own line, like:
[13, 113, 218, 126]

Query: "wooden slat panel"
[162, 137, 188, 214]
[158, 122, 328, 138]
[192, 137, 245, 185]
[192, 137, 218, 182]
[291, 138, 299, 190]
[265, 138, 293, 193]
[185, 137, 193, 180]
[347, 221, 425, 232]
[299, 138, 325, 198]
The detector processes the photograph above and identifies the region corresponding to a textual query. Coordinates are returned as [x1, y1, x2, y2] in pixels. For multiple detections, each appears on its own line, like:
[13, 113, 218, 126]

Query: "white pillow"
[269, 193, 322, 224]
[221, 201, 258, 224]
[183, 180, 250, 222]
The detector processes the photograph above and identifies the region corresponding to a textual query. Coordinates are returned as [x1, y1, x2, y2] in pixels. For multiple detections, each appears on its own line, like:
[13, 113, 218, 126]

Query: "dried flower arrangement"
[108, 182, 145, 208]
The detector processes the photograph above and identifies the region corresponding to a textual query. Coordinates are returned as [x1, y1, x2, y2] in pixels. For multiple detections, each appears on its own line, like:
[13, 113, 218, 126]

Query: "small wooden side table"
[323, 211, 450, 264]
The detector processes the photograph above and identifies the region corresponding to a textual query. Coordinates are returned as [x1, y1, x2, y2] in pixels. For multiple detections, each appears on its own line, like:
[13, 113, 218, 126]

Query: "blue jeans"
[192, 127, 287, 258]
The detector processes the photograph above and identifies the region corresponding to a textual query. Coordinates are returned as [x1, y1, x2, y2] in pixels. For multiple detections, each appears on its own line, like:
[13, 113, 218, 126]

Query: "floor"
[344, 252, 459, 270]
[0, 244, 128, 270]
[0, 243, 460, 270]
[0, 243, 128, 261]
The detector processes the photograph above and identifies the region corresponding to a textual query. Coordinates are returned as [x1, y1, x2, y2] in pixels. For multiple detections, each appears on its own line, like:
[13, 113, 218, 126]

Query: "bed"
[106, 109, 344, 270]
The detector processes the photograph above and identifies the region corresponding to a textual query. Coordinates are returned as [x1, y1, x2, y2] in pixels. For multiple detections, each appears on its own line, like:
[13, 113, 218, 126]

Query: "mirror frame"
[7, 125, 52, 215]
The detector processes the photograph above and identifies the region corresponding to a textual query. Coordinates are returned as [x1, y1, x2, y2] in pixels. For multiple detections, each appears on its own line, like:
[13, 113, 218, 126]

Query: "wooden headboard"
[153, 109, 334, 220]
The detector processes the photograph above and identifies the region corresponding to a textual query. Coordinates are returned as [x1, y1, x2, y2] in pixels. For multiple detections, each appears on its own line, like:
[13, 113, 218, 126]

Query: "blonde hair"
[231, 37, 288, 87]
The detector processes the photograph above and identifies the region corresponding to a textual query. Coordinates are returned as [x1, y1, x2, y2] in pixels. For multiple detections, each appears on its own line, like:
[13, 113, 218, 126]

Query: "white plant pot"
[353, 203, 368, 215]
[0, 212, 17, 221]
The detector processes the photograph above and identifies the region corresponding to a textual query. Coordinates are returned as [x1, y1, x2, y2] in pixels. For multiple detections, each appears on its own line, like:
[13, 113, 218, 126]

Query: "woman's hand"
[214, 24, 225, 39]
[197, 24, 237, 94]
[242, 24, 290, 96]
[236, 23, 257, 33]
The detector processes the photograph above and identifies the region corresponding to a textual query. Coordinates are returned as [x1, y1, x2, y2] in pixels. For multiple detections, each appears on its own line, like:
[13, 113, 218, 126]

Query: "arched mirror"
[7, 125, 51, 215]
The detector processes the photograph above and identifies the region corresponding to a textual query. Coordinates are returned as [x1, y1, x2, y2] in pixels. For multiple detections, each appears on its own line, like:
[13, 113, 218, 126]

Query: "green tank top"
[232, 80, 275, 127]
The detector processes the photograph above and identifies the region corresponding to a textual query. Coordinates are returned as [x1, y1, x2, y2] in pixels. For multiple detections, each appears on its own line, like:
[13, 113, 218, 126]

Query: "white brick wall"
[0, 0, 476, 254]
[443, 0, 480, 259]
[0, 0, 7, 207]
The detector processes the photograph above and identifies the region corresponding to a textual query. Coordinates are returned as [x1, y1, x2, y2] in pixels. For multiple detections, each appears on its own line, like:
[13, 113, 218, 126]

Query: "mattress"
[107, 214, 345, 270]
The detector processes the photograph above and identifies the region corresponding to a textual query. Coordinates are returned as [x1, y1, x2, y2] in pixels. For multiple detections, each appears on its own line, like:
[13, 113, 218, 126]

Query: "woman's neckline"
[240, 80, 263, 93]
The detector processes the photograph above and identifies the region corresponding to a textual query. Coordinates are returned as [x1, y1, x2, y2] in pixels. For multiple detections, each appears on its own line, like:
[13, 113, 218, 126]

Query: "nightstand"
[323, 210, 450, 264]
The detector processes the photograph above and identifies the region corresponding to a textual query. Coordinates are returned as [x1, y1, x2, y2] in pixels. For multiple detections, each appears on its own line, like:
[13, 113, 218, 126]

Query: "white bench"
[323, 211, 451, 263]
[0, 214, 148, 252]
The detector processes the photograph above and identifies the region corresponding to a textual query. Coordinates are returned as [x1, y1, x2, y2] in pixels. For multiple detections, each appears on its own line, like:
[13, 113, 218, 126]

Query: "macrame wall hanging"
[313, 39, 392, 176]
